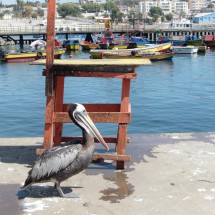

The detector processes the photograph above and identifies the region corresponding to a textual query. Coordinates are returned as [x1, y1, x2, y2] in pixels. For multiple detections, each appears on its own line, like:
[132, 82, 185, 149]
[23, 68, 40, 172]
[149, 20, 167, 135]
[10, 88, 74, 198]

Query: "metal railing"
[0, 23, 215, 36]
[0, 24, 134, 35]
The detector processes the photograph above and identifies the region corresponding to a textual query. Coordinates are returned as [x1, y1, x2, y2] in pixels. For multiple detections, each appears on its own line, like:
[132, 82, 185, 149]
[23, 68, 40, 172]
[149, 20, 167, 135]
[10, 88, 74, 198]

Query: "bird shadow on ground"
[17, 185, 83, 199]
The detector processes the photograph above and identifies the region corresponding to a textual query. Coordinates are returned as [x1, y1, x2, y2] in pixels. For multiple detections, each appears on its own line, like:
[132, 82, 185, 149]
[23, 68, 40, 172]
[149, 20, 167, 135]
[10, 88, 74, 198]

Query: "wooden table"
[33, 58, 151, 169]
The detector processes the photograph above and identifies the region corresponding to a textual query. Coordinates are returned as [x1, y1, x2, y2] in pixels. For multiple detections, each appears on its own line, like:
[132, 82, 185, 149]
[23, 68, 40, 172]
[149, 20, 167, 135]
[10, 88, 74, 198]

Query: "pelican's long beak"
[77, 111, 109, 151]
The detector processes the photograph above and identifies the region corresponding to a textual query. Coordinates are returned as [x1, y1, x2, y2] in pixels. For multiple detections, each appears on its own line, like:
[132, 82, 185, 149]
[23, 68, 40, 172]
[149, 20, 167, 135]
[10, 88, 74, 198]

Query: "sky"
[1, 0, 79, 5]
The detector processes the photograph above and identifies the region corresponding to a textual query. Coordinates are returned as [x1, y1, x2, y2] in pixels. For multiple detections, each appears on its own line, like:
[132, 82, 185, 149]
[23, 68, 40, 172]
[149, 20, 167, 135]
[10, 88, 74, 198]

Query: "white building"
[172, 1, 189, 14]
[139, 0, 189, 15]
[157, 0, 172, 14]
[191, 0, 207, 11]
[139, 0, 157, 14]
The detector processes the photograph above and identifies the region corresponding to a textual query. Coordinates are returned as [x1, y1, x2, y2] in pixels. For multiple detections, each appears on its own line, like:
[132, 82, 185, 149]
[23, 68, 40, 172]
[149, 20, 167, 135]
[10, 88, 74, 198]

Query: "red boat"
[203, 35, 215, 47]
[80, 41, 99, 50]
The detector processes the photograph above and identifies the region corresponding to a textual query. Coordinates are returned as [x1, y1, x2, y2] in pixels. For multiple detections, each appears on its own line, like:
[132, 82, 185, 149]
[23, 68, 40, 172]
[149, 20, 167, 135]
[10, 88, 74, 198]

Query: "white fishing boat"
[170, 46, 198, 54]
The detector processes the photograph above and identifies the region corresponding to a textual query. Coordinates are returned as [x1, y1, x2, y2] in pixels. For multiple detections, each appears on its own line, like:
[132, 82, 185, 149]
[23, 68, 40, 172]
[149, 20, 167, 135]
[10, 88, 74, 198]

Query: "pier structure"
[0, 24, 215, 45]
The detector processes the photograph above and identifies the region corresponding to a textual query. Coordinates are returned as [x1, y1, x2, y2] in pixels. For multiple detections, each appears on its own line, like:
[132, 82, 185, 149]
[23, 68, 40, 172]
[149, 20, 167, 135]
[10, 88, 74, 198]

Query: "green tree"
[13, 0, 24, 18]
[149, 6, 164, 17]
[37, 7, 44, 17]
[137, 12, 143, 22]
[81, 3, 102, 13]
[103, 1, 118, 12]
[57, 3, 81, 18]
[152, 14, 159, 22]
[165, 13, 173, 21]
[23, 5, 33, 18]
[149, 6, 164, 23]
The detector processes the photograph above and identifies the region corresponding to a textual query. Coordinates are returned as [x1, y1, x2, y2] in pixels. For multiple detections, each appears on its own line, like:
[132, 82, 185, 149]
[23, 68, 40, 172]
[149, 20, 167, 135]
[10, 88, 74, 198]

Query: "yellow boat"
[103, 51, 174, 61]
[90, 43, 172, 59]
[62, 39, 80, 50]
[2, 48, 66, 63]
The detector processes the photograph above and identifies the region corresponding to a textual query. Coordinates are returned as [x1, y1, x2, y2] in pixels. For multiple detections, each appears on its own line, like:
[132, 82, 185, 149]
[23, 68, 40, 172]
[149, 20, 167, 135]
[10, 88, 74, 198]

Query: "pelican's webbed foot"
[55, 182, 79, 198]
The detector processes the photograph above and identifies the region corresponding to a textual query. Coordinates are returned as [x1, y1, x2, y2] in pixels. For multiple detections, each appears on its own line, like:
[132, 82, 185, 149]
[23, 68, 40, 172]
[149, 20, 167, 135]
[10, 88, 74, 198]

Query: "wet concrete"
[1, 134, 215, 215]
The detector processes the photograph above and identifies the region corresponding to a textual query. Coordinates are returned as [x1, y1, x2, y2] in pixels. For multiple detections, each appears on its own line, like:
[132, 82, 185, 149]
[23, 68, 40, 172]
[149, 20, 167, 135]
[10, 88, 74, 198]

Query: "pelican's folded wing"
[31, 145, 81, 180]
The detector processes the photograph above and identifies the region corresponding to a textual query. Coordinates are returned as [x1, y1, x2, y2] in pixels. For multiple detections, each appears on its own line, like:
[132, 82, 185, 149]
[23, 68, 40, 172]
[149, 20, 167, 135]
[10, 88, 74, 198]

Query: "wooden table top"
[31, 58, 152, 66]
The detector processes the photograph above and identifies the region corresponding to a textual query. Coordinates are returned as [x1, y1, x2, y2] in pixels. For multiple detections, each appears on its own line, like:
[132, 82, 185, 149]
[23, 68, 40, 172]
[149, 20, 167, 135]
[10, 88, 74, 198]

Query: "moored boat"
[62, 39, 80, 50]
[90, 43, 172, 59]
[170, 46, 198, 54]
[203, 35, 215, 47]
[103, 51, 174, 61]
[1, 48, 66, 63]
[98, 36, 148, 50]
[80, 40, 99, 50]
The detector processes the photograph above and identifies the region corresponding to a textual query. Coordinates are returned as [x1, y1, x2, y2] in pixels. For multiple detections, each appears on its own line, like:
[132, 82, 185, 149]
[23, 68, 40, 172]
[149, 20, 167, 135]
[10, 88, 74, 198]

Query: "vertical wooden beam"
[116, 78, 131, 169]
[46, 0, 56, 96]
[46, 0, 56, 67]
[43, 0, 56, 151]
[53, 76, 65, 146]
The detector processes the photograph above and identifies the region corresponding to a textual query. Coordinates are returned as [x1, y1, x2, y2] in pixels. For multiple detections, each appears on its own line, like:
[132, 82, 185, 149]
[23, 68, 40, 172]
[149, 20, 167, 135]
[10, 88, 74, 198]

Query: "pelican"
[22, 103, 109, 198]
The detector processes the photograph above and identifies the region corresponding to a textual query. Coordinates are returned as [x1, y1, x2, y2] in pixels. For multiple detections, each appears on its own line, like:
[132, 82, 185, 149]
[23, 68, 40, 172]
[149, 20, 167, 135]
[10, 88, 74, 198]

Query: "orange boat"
[80, 41, 99, 50]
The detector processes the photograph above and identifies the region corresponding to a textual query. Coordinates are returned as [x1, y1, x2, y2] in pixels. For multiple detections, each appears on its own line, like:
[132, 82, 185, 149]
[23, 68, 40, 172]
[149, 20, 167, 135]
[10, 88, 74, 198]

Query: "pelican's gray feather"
[31, 145, 81, 180]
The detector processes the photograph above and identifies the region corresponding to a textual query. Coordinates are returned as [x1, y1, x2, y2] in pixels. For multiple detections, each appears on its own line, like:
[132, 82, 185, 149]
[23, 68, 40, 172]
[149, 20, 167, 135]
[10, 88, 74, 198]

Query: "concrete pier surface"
[1, 132, 215, 215]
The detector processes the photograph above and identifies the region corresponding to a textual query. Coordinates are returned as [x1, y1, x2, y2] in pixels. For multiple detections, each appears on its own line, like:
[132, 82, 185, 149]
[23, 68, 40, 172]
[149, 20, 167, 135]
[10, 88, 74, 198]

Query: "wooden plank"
[32, 58, 152, 66]
[52, 67, 136, 75]
[61, 137, 129, 143]
[36, 149, 131, 162]
[63, 104, 121, 112]
[52, 112, 131, 123]
[93, 153, 131, 162]
[42, 70, 137, 79]
[61, 136, 119, 143]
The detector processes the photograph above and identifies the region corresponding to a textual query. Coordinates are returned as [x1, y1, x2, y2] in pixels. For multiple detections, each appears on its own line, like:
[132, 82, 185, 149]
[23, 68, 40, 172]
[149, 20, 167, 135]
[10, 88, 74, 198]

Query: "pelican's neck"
[82, 130, 95, 148]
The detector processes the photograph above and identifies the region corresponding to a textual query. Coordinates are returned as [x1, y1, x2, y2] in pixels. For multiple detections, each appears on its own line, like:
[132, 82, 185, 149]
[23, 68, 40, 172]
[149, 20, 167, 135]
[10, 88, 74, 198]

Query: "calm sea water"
[0, 48, 215, 138]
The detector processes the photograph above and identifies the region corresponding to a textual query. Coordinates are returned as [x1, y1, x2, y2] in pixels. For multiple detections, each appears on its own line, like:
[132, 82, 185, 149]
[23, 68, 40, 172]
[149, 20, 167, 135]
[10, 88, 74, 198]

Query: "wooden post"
[53, 77, 65, 145]
[42, 0, 56, 152]
[116, 78, 131, 169]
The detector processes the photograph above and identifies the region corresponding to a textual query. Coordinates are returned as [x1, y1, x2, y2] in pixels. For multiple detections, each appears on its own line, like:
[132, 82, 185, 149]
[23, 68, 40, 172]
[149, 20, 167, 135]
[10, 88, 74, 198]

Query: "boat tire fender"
[36, 52, 43, 59]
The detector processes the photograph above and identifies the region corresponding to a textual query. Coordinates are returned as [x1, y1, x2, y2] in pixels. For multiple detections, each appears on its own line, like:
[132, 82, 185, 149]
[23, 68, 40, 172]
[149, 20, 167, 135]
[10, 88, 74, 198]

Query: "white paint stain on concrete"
[182, 196, 191, 201]
[22, 200, 49, 213]
[204, 195, 214, 200]
[134, 198, 143, 202]
[7, 167, 15, 171]
[197, 188, 206, 192]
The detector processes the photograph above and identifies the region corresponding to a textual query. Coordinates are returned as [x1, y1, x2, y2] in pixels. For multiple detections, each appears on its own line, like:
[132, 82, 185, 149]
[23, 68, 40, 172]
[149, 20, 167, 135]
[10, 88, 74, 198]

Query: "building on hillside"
[139, 0, 157, 14]
[172, 1, 189, 14]
[191, 0, 207, 12]
[139, 0, 188, 15]
[192, 12, 215, 23]
[157, 0, 172, 14]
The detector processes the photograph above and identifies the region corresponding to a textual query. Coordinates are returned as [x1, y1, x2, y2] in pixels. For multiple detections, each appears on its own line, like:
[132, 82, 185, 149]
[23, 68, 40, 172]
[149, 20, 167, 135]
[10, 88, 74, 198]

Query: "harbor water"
[0, 48, 215, 138]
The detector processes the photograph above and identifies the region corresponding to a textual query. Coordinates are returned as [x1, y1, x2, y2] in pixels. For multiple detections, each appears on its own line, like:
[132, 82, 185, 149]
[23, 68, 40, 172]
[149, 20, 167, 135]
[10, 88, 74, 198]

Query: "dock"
[1, 132, 215, 215]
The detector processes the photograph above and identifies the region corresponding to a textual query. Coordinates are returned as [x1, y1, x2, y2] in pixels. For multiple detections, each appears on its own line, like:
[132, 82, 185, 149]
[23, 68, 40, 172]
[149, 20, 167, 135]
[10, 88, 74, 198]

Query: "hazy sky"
[2, 0, 79, 5]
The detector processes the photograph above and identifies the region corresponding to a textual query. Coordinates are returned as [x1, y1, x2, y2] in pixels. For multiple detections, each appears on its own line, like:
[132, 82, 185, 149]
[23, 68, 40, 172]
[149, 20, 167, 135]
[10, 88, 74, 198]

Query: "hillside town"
[0, 0, 215, 29]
